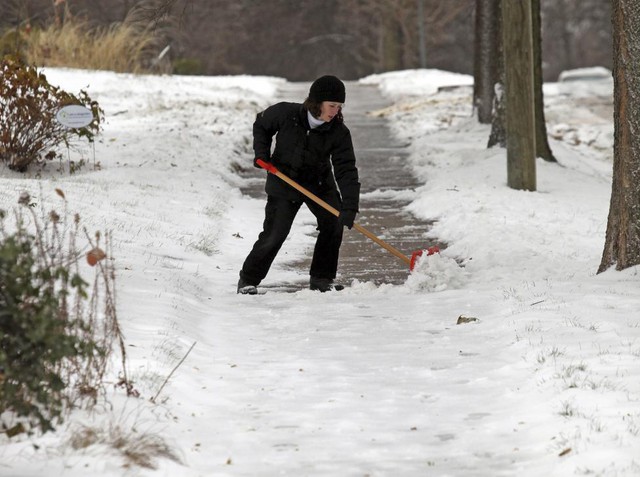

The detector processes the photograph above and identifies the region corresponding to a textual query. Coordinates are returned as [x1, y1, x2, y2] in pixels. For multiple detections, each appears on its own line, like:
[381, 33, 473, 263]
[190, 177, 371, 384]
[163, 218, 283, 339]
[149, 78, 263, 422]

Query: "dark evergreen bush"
[0, 229, 92, 432]
[0, 191, 128, 435]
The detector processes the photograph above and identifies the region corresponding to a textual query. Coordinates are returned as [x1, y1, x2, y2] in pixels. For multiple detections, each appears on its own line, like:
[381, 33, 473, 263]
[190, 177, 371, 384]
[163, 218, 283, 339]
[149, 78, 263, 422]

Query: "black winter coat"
[253, 102, 360, 211]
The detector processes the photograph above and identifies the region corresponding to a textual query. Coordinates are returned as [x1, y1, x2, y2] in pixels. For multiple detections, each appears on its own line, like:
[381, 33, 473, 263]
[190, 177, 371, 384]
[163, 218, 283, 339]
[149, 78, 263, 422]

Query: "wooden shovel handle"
[256, 159, 411, 266]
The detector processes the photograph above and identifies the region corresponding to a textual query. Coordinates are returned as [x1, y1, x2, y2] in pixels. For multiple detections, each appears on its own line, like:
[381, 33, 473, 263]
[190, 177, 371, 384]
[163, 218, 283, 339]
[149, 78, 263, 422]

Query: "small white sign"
[56, 105, 94, 128]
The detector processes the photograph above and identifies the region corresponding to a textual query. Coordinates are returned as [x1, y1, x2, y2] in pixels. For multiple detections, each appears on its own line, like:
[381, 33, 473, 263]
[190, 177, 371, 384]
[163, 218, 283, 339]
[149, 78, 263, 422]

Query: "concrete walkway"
[240, 81, 441, 286]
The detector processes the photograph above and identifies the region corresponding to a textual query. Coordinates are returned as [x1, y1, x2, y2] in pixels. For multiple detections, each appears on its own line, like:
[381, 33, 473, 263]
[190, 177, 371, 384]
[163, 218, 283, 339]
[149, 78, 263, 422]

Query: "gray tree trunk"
[488, 82, 506, 148]
[598, 0, 640, 273]
[487, 0, 506, 148]
[473, 0, 500, 124]
[532, 0, 556, 162]
[502, 0, 536, 191]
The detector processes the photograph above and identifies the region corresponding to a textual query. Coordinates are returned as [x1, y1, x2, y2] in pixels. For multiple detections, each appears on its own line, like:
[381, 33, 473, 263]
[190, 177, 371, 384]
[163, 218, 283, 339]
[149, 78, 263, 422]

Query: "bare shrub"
[0, 56, 102, 172]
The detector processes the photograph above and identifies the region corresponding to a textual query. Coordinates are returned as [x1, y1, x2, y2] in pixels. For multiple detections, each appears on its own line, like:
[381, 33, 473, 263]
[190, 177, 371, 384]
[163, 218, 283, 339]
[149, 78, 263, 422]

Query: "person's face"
[319, 101, 342, 122]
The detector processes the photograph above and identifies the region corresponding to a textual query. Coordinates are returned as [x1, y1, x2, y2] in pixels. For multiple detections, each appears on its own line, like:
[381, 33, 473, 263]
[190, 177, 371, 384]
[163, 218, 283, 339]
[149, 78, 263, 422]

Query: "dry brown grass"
[69, 423, 182, 469]
[24, 10, 167, 74]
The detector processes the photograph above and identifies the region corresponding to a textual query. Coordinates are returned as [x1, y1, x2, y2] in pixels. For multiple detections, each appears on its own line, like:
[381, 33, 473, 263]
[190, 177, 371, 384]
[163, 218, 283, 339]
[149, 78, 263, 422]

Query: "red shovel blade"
[409, 246, 440, 271]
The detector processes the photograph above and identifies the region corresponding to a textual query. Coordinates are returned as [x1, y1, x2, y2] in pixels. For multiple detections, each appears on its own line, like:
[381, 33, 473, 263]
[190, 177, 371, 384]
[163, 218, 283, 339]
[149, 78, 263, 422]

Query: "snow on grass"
[0, 67, 638, 476]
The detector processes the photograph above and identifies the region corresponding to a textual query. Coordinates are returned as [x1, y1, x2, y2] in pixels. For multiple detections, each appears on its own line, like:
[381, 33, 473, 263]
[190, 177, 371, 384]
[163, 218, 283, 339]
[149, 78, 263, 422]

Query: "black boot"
[309, 277, 344, 292]
[237, 277, 258, 295]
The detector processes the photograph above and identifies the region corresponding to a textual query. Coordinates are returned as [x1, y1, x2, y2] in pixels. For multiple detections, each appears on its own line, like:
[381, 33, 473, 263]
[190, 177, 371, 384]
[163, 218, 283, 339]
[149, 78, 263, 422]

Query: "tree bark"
[531, 0, 556, 162]
[502, 0, 536, 191]
[487, 0, 505, 148]
[487, 81, 506, 148]
[598, 0, 640, 273]
[473, 0, 500, 124]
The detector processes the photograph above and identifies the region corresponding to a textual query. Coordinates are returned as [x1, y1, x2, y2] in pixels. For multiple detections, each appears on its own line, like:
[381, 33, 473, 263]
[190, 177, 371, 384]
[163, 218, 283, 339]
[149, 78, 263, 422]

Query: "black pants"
[240, 193, 343, 286]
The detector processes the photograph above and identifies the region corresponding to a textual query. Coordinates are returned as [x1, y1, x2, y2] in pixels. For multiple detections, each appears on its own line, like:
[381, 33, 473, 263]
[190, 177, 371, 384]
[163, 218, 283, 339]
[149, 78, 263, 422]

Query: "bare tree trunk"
[531, 0, 556, 161]
[598, 0, 640, 273]
[473, 0, 500, 124]
[487, 0, 505, 147]
[557, 0, 575, 70]
[488, 82, 506, 148]
[387, 21, 404, 71]
[502, 0, 536, 191]
[417, 0, 427, 67]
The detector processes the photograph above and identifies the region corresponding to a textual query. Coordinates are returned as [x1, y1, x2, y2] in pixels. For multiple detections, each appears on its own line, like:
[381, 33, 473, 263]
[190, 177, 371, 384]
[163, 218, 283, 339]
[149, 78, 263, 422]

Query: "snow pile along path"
[0, 68, 637, 477]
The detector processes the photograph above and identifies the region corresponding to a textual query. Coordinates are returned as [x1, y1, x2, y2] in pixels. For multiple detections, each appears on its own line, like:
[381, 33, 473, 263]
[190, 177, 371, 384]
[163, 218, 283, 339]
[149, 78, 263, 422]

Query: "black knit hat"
[309, 75, 345, 103]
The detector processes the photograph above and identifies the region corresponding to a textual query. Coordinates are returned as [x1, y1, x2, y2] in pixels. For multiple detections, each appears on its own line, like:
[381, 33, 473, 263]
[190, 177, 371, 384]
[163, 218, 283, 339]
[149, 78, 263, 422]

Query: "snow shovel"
[256, 159, 439, 271]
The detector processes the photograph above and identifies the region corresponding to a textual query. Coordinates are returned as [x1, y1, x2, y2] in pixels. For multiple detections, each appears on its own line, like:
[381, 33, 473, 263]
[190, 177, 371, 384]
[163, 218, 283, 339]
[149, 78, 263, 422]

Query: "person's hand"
[338, 209, 357, 229]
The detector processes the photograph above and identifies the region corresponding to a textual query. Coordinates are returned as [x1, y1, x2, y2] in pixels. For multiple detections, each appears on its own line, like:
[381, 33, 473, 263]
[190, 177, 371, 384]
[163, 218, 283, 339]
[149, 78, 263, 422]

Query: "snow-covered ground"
[1, 67, 638, 477]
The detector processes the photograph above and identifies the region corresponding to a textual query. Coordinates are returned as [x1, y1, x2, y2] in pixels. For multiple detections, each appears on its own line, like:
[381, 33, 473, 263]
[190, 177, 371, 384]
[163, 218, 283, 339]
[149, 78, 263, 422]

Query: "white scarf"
[307, 110, 325, 129]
